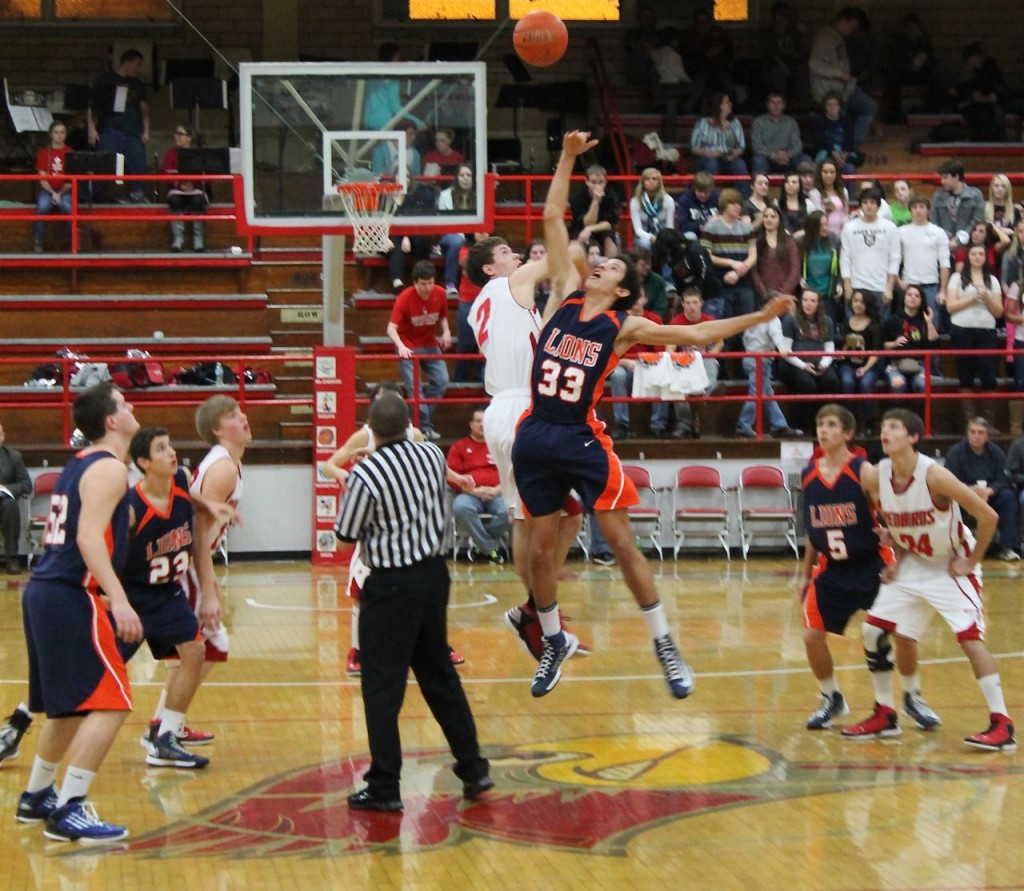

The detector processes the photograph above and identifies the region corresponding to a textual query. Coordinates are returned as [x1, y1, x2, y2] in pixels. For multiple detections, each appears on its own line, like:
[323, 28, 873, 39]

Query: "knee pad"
[863, 623, 893, 673]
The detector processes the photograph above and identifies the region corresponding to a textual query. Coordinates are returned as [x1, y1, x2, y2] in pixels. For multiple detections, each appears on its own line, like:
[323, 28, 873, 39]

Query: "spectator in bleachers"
[759, 2, 806, 108]
[741, 173, 771, 230]
[674, 171, 719, 242]
[807, 159, 849, 238]
[1006, 427, 1024, 518]
[797, 160, 818, 204]
[528, 239, 553, 315]
[438, 164, 475, 294]
[985, 174, 1022, 237]
[851, 178, 892, 222]
[629, 167, 675, 252]
[751, 91, 810, 176]
[810, 91, 857, 174]
[882, 14, 942, 121]
[836, 290, 883, 436]
[701, 187, 756, 321]
[777, 287, 841, 432]
[629, 247, 670, 321]
[953, 221, 1010, 280]
[735, 288, 801, 439]
[808, 7, 877, 155]
[840, 186, 900, 314]
[890, 179, 913, 227]
[453, 233, 487, 384]
[898, 194, 952, 333]
[946, 243, 1004, 423]
[778, 171, 811, 236]
[882, 283, 939, 401]
[33, 120, 73, 253]
[648, 28, 690, 144]
[690, 93, 749, 192]
[944, 418, 1020, 560]
[680, 7, 735, 114]
[386, 259, 451, 441]
[569, 164, 621, 259]
[798, 210, 842, 323]
[387, 178, 439, 291]
[1001, 223, 1024, 435]
[162, 123, 207, 253]
[667, 287, 722, 439]
[751, 204, 800, 300]
[606, 289, 668, 440]
[422, 127, 465, 178]
[930, 159, 986, 251]
[954, 41, 1011, 143]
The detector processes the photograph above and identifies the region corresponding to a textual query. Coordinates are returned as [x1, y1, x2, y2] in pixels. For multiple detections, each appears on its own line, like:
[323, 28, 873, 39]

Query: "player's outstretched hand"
[563, 130, 599, 157]
[762, 293, 796, 318]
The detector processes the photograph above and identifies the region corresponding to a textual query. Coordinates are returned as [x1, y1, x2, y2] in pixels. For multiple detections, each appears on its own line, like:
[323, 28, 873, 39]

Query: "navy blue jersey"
[122, 467, 193, 604]
[31, 449, 130, 592]
[527, 293, 627, 426]
[802, 455, 880, 566]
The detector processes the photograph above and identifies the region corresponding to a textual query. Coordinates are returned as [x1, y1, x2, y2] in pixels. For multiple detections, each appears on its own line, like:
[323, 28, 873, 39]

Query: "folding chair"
[672, 465, 730, 560]
[25, 470, 61, 567]
[622, 464, 665, 560]
[737, 464, 799, 560]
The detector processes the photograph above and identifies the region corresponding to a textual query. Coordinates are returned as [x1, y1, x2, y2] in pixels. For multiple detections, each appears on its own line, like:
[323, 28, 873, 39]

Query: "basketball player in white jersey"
[143, 395, 249, 751]
[843, 408, 1015, 751]
[464, 237, 585, 659]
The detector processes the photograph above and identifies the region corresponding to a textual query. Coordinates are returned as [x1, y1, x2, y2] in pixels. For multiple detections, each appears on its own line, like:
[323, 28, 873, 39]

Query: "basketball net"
[335, 182, 403, 255]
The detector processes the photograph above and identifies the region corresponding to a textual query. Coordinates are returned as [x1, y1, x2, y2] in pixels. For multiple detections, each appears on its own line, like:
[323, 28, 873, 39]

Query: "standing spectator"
[162, 123, 207, 252]
[700, 187, 756, 321]
[33, 120, 73, 253]
[986, 174, 1022, 237]
[741, 173, 772, 230]
[946, 244, 1004, 424]
[334, 391, 492, 812]
[835, 291, 883, 435]
[629, 167, 675, 252]
[674, 171, 719, 242]
[569, 164, 621, 259]
[852, 178, 893, 222]
[87, 48, 149, 203]
[606, 290, 668, 439]
[799, 210, 842, 323]
[807, 159, 849, 238]
[421, 127, 465, 177]
[931, 159, 986, 251]
[889, 179, 913, 227]
[751, 92, 810, 175]
[667, 287, 722, 439]
[778, 171, 811, 236]
[810, 92, 857, 173]
[839, 187, 900, 313]
[447, 408, 510, 563]
[751, 204, 800, 300]
[690, 92, 749, 190]
[882, 284, 940, 402]
[0, 422, 32, 573]
[777, 287, 841, 432]
[387, 260, 451, 440]
[363, 44, 426, 176]
[629, 246, 670, 320]
[899, 194, 952, 344]
[953, 221, 1010, 279]
[808, 8, 877, 155]
[437, 164, 475, 294]
[944, 418, 1020, 560]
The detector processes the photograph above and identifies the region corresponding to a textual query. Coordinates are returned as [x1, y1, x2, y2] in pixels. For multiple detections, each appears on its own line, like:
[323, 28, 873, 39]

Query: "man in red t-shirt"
[386, 260, 451, 440]
[33, 120, 73, 252]
[667, 286, 723, 438]
[607, 290, 668, 438]
[446, 408, 509, 562]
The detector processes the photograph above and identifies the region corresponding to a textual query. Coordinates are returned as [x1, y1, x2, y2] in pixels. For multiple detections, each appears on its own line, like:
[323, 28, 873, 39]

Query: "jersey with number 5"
[31, 450, 131, 592]
[526, 293, 626, 425]
[802, 455, 881, 565]
[122, 467, 194, 601]
[470, 277, 542, 398]
[877, 453, 973, 563]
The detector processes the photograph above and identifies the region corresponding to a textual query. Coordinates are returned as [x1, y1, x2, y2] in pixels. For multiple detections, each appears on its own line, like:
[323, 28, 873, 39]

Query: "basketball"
[513, 11, 569, 68]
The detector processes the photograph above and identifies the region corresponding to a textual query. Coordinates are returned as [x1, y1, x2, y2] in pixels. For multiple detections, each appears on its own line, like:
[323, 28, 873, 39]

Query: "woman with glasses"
[162, 124, 207, 252]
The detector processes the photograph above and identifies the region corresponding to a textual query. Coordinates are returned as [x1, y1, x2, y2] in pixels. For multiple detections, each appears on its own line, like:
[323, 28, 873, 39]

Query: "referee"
[334, 390, 492, 812]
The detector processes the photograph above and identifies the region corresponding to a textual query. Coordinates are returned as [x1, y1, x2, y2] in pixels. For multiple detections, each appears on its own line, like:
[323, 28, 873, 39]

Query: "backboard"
[239, 61, 489, 235]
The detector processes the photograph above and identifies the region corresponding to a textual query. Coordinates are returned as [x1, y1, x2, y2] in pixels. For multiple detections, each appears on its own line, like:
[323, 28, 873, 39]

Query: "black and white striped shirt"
[334, 438, 449, 569]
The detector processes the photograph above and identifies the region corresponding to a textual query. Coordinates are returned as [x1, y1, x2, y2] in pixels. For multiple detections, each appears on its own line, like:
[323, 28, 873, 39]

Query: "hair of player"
[816, 403, 855, 434]
[612, 256, 641, 312]
[367, 390, 410, 440]
[72, 383, 120, 442]
[464, 235, 509, 287]
[195, 394, 239, 445]
[882, 407, 924, 441]
[411, 259, 436, 282]
[130, 426, 169, 468]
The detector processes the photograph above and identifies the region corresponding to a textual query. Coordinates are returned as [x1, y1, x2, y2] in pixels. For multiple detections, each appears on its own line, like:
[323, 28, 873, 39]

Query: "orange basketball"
[513, 11, 569, 68]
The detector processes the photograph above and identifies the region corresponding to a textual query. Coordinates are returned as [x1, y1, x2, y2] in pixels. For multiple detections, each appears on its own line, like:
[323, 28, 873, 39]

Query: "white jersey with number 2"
[470, 277, 542, 399]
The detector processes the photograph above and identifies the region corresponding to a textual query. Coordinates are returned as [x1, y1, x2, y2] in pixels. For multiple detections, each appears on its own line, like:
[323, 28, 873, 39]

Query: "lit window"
[714, 0, 749, 21]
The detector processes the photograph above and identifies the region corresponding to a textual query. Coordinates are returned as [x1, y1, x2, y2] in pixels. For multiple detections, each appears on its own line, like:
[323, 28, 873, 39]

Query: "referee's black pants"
[359, 555, 488, 799]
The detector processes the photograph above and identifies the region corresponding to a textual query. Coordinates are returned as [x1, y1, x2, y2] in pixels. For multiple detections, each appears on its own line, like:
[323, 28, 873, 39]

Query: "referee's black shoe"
[347, 788, 404, 812]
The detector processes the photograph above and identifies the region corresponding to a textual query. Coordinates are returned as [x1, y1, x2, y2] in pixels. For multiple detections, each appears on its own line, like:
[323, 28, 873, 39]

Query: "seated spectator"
[954, 41, 1011, 143]
[667, 286, 722, 438]
[674, 171, 719, 242]
[527, 239, 553, 314]
[1006, 416, 1024, 513]
[944, 418, 1020, 560]
[953, 221, 1010, 280]
[701, 187, 756, 321]
[629, 246, 670, 320]
[1001, 225, 1024, 434]
[798, 210, 842, 324]
[751, 204, 800, 301]
[807, 159, 849, 238]
[386, 260, 451, 440]
[986, 174, 1022, 237]
[629, 167, 675, 252]
[835, 290, 883, 435]
[777, 287, 841, 432]
[946, 246, 1004, 423]
[163, 123, 208, 252]
[446, 408, 510, 563]
[882, 13, 942, 120]
[741, 173, 771, 230]
[0, 421, 31, 573]
[751, 92, 810, 176]
[569, 164, 621, 259]
[881, 283, 940, 399]
[606, 289, 668, 439]
[453, 232, 488, 384]
[422, 127, 464, 177]
[386, 178, 439, 290]
[778, 171, 811, 237]
[690, 92, 749, 191]
[438, 164, 475, 294]
[810, 91, 857, 174]
[890, 179, 913, 227]
[33, 119, 73, 253]
[735, 289, 801, 439]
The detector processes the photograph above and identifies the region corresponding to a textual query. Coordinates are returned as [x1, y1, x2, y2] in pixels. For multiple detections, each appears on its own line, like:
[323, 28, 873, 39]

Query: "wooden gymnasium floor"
[1, 555, 1022, 890]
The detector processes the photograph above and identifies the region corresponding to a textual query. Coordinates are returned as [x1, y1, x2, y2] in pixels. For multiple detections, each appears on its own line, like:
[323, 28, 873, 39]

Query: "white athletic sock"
[26, 756, 59, 794]
[538, 603, 562, 638]
[351, 605, 360, 650]
[978, 673, 1008, 716]
[57, 766, 95, 807]
[151, 688, 168, 724]
[900, 672, 921, 696]
[818, 676, 839, 697]
[159, 709, 186, 739]
[641, 601, 670, 640]
[16, 702, 34, 720]
[871, 671, 896, 710]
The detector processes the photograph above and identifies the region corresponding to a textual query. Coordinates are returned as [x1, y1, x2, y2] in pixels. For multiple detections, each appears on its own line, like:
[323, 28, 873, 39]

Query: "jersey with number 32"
[122, 467, 193, 601]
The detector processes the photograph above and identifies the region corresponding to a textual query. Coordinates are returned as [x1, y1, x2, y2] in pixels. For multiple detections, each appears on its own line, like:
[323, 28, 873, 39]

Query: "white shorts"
[868, 555, 986, 641]
[484, 393, 529, 520]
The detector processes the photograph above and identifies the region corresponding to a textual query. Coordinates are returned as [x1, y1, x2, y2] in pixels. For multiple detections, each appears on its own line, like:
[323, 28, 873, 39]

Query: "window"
[1, 0, 175, 22]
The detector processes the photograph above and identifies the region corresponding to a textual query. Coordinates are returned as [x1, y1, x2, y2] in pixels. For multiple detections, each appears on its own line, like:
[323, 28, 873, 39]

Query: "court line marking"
[244, 593, 498, 612]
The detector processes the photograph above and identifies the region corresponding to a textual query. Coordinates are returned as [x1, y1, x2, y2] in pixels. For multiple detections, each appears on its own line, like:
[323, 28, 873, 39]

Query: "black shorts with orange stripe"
[117, 587, 201, 662]
[803, 553, 885, 635]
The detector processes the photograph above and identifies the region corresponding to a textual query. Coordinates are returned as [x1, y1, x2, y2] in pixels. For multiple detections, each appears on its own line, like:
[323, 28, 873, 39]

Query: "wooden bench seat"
[918, 142, 1024, 157]
[0, 336, 273, 355]
[0, 293, 266, 311]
